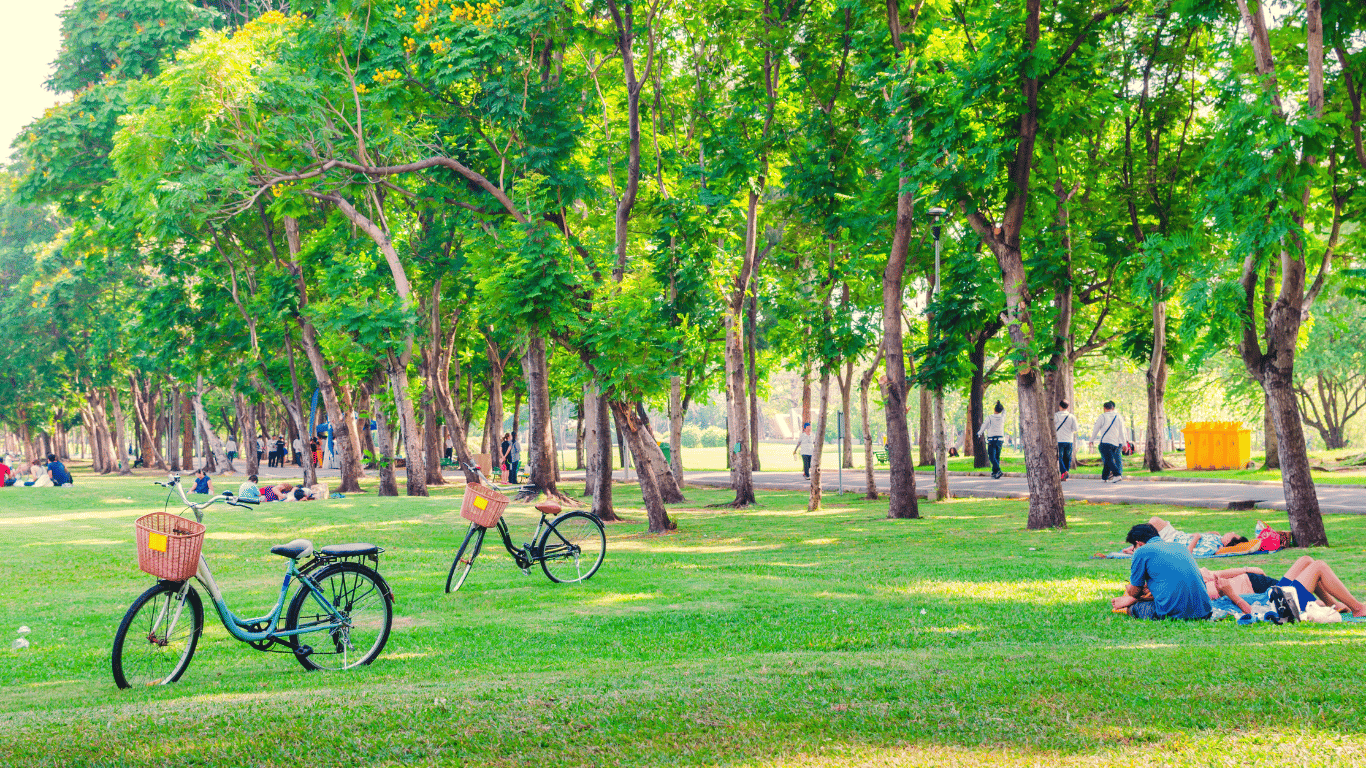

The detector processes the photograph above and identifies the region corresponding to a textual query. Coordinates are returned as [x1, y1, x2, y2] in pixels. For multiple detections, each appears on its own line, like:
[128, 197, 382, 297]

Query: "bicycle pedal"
[293, 644, 314, 658]
[521, 568, 531, 576]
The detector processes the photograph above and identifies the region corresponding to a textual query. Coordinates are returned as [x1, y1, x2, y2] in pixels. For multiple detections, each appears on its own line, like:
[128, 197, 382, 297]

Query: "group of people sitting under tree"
[0, 454, 73, 487]
[1111, 518, 1366, 622]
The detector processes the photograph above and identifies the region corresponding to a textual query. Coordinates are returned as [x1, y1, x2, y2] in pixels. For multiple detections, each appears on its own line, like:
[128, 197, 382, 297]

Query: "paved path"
[562, 468, 1366, 515]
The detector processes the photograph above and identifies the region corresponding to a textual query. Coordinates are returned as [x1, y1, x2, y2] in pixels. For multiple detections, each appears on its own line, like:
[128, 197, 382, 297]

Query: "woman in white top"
[977, 401, 1008, 478]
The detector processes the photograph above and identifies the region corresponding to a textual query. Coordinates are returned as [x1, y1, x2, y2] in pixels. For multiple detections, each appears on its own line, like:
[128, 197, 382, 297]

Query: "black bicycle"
[445, 463, 606, 593]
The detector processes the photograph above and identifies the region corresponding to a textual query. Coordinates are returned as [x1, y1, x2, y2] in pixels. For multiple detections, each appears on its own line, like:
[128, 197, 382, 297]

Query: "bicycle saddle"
[320, 543, 379, 558]
[535, 502, 562, 516]
[270, 539, 314, 560]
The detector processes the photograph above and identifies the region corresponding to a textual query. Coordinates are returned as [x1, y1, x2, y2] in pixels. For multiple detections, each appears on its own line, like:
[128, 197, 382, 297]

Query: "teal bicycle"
[111, 475, 395, 688]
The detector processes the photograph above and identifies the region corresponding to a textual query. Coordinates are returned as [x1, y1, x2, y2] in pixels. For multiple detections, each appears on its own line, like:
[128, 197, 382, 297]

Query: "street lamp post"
[928, 207, 949, 502]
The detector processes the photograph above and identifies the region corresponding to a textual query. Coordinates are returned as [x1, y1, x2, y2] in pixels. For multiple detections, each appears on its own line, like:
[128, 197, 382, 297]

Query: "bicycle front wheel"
[538, 511, 605, 584]
[286, 562, 393, 672]
[112, 581, 204, 689]
[446, 524, 487, 593]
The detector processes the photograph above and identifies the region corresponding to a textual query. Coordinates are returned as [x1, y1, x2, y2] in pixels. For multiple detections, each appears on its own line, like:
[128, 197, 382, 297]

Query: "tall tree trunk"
[484, 334, 507, 454]
[193, 376, 233, 475]
[236, 392, 259, 477]
[610, 401, 675, 533]
[1144, 297, 1172, 470]
[130, 375, 167, 470]
[917, 386, 933, 466]
[576, 395, 587, 470]
[632, 402, 685, 502]
[374, 408, 400, 497]
[521, 334, 565, 499]
[747, 287, 762, 471]
[386, 350, 428, 497]
[808, 367, 832, 511]
[883, 153, 920, 519]
[724, 311, 756, 506]
[583, 381, 599, 499]
[180, 394, 195, 472]
[166, 388, 180, 471]
[109, 387, 132, 475]
[422, 393, 445, 485]
[969, 338, 989, 468]
[860, 346, 884, 499]
[801, 365, 812, 428]
[839, 359, 854, 469]
[668, 376, 685, 480]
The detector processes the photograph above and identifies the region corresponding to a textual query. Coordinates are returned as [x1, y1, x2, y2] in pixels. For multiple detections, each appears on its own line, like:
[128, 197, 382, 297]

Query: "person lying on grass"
[1117, 515, 1247, 558]
[1206, 558, 1366, 618]
[1110, 523, 1213, 620]
[260, 483, 292, 502]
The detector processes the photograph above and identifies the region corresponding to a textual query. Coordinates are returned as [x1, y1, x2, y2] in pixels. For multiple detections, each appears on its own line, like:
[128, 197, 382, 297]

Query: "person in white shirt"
[225, 438, 237, 461]
[292, 437, 303, 467]
[1054, 400, 1078, 481]
[793, 423, 815, 479]
[977, 401, 1008, 479]
[1089, 400, 1128, 482]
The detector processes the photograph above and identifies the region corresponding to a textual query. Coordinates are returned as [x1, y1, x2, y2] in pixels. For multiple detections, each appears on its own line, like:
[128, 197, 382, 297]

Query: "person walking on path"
[977, 401, 1008, 479]
[1054, 400, 1078, 481]
[498, 432, 522, 484]
[793, 423, 815, 479]
[292, 436, 303, 467]
[256, 435, 266, 464]
[1090, 400, 1129, 483]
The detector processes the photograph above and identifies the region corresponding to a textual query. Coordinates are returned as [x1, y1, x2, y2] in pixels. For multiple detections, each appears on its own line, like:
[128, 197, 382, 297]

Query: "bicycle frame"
[192, 556, 342, 643]
[489, 514, 553, 570]
[156, 475, 349, 645]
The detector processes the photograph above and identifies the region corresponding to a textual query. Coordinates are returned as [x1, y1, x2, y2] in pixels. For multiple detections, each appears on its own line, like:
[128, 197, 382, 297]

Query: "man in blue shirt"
[45, 454, 73, 486]
[1111, 523, 1212, 620]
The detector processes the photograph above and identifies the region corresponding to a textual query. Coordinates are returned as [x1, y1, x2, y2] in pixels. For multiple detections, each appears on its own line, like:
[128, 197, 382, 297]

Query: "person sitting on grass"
[0, 456, 13, 487]
[45, 454, 73, 486]
[1209, 557, 1366, 619]
[191, 469, 213, 495]
[237, 475, 262, 502]
[23, 460, 53, 487]
[1110, 523, 1212, 620]
[1118, 515, 1247, 557]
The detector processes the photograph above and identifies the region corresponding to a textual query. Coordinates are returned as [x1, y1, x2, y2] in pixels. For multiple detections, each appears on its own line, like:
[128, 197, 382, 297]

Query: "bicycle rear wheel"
[112, 581, 204, 689]
[286, 562, 392, 671]
[446, 524, 487, 593]
[538, 511, 605, 584]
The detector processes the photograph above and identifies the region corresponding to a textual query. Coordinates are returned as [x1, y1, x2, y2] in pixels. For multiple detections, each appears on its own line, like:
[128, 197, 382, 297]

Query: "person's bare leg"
[1293, 561, 1366, 617]
[1282, 555, 1317, 582]
[1148, 516, 1169, 531]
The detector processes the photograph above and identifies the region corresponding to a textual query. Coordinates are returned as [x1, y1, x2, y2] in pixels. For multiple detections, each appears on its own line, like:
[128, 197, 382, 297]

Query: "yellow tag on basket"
[473, 495, 489, 511]
[147, 532, 168, 553]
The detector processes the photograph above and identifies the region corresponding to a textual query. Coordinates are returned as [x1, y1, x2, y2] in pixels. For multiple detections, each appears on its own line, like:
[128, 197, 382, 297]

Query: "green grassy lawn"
[2, 465, 1366, 766]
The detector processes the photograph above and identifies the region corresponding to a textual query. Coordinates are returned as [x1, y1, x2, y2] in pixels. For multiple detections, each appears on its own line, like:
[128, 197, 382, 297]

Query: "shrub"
[701, 426, 727, 448]
[681, 425, 703, 448]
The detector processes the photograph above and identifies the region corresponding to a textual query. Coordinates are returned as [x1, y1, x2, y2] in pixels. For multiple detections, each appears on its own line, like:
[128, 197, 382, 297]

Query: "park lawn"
[2, 467, 1366, 766]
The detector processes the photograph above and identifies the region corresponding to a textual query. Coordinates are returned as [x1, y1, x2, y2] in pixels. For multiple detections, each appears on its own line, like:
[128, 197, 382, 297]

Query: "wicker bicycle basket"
[135, 512, 206, 581]
[460, 483, 510, 528]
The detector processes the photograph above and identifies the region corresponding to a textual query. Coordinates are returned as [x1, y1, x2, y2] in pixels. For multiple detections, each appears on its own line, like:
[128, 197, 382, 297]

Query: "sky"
[0, 0, 69, 164]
